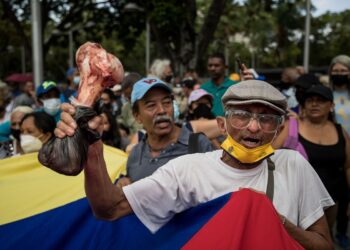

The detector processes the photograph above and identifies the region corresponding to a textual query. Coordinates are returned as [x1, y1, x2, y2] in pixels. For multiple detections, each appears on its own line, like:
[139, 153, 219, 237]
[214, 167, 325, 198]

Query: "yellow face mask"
[221, 134, 275, 164]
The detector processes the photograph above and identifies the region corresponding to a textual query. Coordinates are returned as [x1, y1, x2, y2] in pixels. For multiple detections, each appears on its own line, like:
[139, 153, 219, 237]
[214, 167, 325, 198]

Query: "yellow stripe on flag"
[0, 144, 127, 225]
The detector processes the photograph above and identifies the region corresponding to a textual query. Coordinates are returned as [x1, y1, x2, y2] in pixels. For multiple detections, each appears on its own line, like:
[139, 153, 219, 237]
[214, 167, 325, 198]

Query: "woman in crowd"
[274, 84, 350, 243]
[329, 55, 350, 135]
[10, 106, 34, 156]
[328, 54, 350, 248]
[186, 89, 215, 121]
[20, 112, 56, 154]
[100, 108, 126, 150]
[100, 88, 122, 118]
[185, 89, 220, 148]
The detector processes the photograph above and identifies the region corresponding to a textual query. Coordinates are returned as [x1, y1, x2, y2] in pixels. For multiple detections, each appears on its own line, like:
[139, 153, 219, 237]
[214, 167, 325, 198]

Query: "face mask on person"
[278, 80, 290, 90]
[20, 134, 43, 154]
[331, 74, 350, 86]
[73, 76, 80, 86]
[192, 103, 214, 120]
[99, 99, 111, 107]
[10, 128, 20, 141]
[221, 134, 275, 164]
[42, 98, 61, 116]
[101, 131, 112, 142]
[164, 75, 173, 83]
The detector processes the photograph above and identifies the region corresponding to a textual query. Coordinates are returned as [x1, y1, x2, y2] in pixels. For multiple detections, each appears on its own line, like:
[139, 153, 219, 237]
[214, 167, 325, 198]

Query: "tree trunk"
[195, 0, 228, 75]
[149, 0, 227, 76]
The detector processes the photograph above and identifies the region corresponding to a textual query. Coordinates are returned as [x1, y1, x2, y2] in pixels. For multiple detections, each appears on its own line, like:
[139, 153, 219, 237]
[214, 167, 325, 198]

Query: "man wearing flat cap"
[55, 80, 334, 249]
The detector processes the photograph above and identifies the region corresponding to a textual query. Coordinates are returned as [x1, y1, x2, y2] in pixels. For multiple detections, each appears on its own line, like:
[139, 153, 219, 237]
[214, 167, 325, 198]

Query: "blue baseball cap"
[131, 77, 172, 106]
[36, 81, 59, 98]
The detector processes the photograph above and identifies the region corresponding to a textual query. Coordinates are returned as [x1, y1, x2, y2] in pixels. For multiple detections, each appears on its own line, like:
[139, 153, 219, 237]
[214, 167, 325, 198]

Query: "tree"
[0, 0, 126, 79]
[1, 0, 349, 81]
[1, 0, 229, 78]
[212, 0, 306, 69]
[310, 10, 350, 67]
[119, 0, 228, 74]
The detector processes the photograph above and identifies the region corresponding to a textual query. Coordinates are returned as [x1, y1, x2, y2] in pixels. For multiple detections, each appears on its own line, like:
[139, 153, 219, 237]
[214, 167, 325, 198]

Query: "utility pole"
[303, 0, 311, 73]
[31, 0, 44, 87]
[145, 18, 150, 74]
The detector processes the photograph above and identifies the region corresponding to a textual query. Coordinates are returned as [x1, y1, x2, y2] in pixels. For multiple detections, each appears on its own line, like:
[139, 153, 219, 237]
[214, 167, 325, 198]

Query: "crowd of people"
[1, 52, 350, 249]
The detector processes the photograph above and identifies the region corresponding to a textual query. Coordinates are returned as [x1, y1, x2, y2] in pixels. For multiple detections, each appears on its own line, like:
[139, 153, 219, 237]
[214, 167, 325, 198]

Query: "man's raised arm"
[55, 103, 132, 220]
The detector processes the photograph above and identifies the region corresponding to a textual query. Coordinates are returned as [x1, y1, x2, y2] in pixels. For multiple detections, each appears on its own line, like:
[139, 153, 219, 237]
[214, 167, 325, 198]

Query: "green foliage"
[212, 0, 307, 69]
[1, 0, 350, 81]
[310, 10, 350, 66]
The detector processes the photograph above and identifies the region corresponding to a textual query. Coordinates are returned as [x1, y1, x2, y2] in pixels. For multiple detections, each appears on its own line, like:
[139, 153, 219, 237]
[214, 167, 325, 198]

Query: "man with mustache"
[56, 80, 333, 249]
[125, 77, 214, 182]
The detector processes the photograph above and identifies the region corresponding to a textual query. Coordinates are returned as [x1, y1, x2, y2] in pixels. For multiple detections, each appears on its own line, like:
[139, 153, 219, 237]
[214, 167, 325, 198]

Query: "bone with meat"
[73, 42, 124, 107]
[38, 42, 124, 176]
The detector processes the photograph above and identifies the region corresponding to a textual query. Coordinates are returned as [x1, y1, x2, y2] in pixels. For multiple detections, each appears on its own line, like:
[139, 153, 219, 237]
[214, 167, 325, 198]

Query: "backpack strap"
[188, 133, 203, 154]
[266, 158, 275, 202]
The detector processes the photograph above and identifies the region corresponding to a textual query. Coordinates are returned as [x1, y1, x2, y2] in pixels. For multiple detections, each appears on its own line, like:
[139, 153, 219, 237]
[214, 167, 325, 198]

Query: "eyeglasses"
[225, 109, 284, 133]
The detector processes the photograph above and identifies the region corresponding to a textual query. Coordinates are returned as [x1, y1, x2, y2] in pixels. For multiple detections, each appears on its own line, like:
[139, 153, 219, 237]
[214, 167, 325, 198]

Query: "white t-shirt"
[123, 149, 334, 233]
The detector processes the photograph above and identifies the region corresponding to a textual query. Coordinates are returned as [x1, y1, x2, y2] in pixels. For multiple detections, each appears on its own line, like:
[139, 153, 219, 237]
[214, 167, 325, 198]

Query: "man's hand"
[240, 64, 255, 81]
[54, 103, 104, 138]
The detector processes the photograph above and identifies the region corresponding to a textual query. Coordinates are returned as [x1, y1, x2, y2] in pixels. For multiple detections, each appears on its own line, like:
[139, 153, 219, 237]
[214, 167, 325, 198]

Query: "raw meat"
[38, 42, 124, 176]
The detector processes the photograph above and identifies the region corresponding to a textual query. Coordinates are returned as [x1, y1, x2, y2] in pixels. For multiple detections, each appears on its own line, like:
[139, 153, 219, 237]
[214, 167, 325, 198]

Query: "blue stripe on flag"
[0, 193, 231, 250]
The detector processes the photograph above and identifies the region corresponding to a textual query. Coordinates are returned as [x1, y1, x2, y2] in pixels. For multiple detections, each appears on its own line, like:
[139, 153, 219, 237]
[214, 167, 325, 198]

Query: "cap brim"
[304, 91, 332, 101]
[36, 86, 59, 97]
[224, 99, 285, 115]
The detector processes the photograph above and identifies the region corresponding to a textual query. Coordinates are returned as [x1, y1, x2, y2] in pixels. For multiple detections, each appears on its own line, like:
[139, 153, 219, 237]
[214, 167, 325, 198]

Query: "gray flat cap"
[222, 80, 287, 115]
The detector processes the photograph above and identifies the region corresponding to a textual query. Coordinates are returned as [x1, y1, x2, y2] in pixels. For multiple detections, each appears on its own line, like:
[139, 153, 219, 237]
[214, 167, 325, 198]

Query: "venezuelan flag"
[0, 147, 302, 250]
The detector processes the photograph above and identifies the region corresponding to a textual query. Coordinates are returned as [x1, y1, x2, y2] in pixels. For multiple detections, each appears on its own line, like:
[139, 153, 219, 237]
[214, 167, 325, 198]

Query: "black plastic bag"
[38, 106, 100, 176]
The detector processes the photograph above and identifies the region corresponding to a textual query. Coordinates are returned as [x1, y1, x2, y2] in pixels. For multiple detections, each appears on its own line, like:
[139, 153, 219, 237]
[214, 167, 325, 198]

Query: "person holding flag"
[55, 80, 333, 249]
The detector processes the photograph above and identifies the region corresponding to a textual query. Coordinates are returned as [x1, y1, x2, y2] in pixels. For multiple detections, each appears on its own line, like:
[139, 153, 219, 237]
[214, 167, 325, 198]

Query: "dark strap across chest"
[266, 158, 275, 202]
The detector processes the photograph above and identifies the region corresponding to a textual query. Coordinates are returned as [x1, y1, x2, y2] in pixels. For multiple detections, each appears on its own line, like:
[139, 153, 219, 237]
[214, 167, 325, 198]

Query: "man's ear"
[133, 111, 142, 124]
[132, 102, 143, 124]
[216, 116, 227, 135]
[276, 124, 284, 137]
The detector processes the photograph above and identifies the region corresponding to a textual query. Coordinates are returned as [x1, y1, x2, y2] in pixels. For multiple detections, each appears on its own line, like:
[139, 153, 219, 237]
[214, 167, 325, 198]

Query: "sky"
[313, 0, 350, 16]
